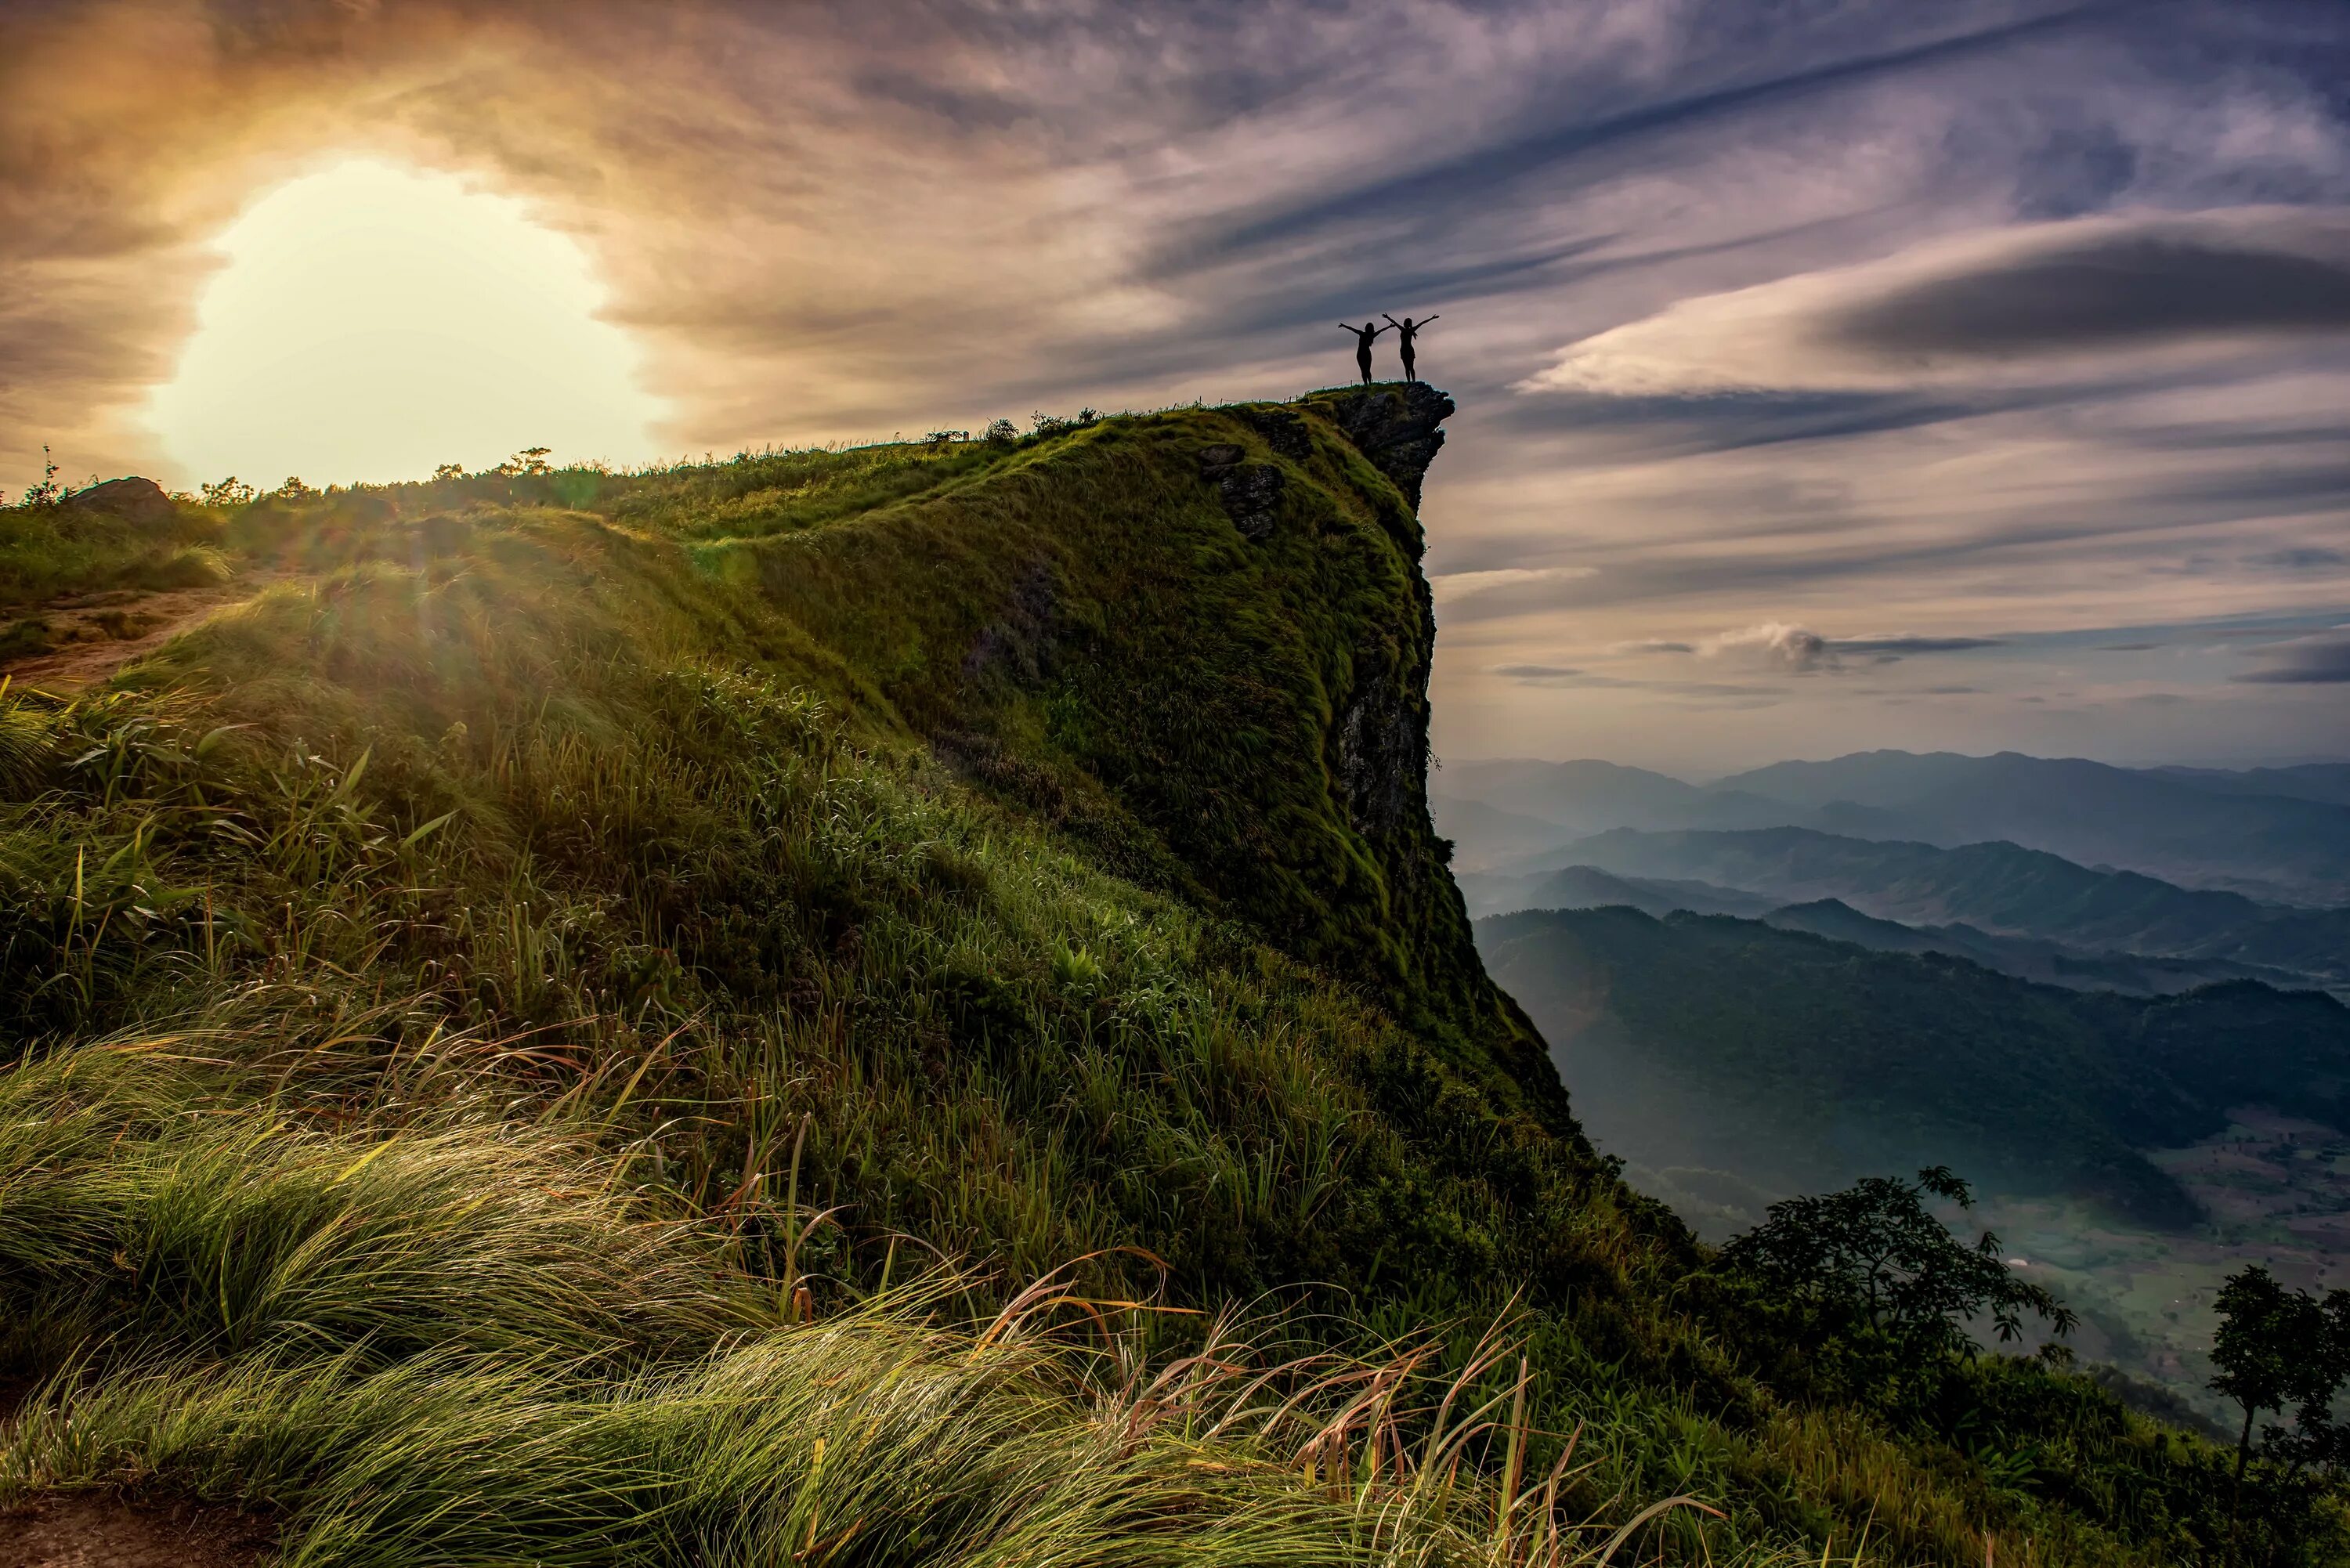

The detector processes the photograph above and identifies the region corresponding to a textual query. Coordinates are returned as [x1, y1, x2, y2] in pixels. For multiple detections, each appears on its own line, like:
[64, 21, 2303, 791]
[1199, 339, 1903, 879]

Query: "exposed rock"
[1295, 383, 1454, 511]
[1213, 463, 1284, 540]
[64, 476, 175, 528]
[1232, 406, 1313, 462]
[1334, 682, 1419, 842]
[1195, 444, 1245, 479]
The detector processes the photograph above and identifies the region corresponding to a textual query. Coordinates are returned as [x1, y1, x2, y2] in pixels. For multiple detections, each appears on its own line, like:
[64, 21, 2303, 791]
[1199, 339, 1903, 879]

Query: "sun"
[150, 159, 662, 487]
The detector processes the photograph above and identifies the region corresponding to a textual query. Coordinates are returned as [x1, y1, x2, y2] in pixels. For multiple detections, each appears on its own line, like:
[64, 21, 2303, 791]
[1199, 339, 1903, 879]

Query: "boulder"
[1213, 464, 1284, 541]
[65, 476, 176, 528]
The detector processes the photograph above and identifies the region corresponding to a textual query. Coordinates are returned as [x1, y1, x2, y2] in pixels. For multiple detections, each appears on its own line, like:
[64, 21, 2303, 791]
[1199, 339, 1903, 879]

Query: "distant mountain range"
[1459, 826, 2350, 991]
[1476, 906, 2350, 1230]
[1460, 857, 2305, 995]
[1759, 898, 2305, 997]
[1435, 750, 2350, 904]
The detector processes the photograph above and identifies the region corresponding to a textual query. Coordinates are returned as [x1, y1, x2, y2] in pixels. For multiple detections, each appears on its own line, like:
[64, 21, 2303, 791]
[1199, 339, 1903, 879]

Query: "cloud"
[1824, 226, 2350, 357]
[1519, 207, 2350, 397]
[1693, 623, 2002, 674]
[2232, 633, 2350, 684]
[1703, 622, 1835, 673]
[1494, 663, 1583, 679]
[1610, 638, 1695, 654]
[1830, 634, 2005, 653]
[2244, 546, 2348, 570]
[1428, 565, 1600, 605]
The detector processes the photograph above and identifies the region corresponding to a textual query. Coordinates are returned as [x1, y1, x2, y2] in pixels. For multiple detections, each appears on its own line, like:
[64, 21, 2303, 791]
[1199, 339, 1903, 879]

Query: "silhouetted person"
[1383, 313, 1438, 382]
[1340, 320, 1389, 385]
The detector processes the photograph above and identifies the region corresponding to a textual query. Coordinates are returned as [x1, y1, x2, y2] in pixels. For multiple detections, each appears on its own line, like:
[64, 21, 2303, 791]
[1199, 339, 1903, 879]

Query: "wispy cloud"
[7, 0, 2349, 767]
[1517, 208, 2350, 398]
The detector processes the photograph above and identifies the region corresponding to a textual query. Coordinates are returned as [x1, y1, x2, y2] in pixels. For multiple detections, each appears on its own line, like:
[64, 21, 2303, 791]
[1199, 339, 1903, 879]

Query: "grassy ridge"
[0, 400, 2296, 1565]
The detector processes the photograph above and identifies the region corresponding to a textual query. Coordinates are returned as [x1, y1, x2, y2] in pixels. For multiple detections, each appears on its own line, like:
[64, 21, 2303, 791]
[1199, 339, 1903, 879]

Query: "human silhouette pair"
[1337, 313, 1439, 384]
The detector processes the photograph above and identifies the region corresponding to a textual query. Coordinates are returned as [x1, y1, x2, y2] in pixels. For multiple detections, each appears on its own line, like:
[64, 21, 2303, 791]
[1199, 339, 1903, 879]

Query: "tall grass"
[0, 410, 2220, 1566]
[0, 493, 230, 610]
[0, 1040, 1791, 1568]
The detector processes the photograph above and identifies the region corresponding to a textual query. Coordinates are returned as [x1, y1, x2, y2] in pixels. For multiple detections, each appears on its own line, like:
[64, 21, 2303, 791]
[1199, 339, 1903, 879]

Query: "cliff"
[735, 382, 1567, 1130]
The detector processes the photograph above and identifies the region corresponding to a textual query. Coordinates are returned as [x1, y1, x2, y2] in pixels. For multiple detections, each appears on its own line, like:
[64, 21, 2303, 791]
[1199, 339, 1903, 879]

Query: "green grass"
[0, 401, 2323, 1566]
[0, 496, 230, 611]
[0, 1042, 1705, 1568]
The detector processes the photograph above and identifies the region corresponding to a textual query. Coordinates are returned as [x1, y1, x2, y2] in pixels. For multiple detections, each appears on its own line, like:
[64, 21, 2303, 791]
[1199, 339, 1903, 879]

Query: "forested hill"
[1477, 905, 2350, 1223]
[1, 390, 2330, 1567]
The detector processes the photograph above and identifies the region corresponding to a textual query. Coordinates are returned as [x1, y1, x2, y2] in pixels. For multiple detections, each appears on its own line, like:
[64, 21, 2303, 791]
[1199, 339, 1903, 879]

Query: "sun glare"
[150, 160, 661, 486]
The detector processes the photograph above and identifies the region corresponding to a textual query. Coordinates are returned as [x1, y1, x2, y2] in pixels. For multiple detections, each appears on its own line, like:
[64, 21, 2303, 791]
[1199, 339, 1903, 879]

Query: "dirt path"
[0, 578, 283, 695]
[0, 1494, 272, 1568]
[0, 1377, 272, 1568]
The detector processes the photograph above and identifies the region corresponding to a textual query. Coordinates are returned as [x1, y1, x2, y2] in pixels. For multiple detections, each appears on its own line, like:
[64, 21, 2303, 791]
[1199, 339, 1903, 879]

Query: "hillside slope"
[1476, 905, 2350, 1223]
[0, 393, 2316, 1568]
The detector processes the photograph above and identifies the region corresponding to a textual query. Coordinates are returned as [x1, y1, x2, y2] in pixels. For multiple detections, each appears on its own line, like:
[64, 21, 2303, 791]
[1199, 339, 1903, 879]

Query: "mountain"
[2153, 762, 2350, 808]
[1477, 906, 2350, 1227]
[1435, 757, 1784, 832]
[1422, 790, 1577, 869]
[1436, 751, 2350, 905]
[1544, 826, 2350, 988]
[1460, 862, 1781, 919]
[0, 387, 2313, 1567]
[1712, 750, 2350, 903]
[1761, 898, 2303, 996]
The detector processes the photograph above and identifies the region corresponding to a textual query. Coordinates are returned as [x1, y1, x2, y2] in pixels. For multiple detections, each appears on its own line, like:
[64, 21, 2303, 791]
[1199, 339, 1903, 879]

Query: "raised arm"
[1383, 313, 1405, 331]
[1419, 314, 1439, 326]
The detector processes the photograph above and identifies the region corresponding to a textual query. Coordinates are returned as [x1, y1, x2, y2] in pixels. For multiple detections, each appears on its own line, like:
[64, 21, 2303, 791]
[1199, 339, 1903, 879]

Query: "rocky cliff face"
[748, 385, 1574, 1131]
[1297, 382, 1456, 513]
[1303, 383, 1454, 850]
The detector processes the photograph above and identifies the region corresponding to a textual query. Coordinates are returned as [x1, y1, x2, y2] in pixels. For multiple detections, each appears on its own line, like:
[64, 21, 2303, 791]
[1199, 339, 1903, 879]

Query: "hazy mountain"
[1435, 757, 1791, 834]
[2152, 762, 2350, 809]
[1546, 826, 2350, 988]
[1712, 750, 2350, 904]
[1760, 898, 2305, 997]
[1423, 792, 1578, 869]
[1439, 750, 2350, 905]
[1459, 862, 1781, 919]
[1477, 906, 2350, 1228]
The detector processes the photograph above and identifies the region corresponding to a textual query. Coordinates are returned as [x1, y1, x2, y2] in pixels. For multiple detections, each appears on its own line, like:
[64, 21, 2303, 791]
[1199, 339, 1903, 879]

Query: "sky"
[3, 0, 2347, 774]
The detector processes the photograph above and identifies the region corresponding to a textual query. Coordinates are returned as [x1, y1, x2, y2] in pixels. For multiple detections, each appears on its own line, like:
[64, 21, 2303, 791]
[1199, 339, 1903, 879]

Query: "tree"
[1719, 1167, 2077, 1369]
[2215, 1266, 2350, 1488]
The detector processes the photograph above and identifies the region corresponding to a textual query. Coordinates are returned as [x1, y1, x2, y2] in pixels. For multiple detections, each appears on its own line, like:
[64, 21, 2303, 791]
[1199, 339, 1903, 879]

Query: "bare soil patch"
[0, 579, 280, 695]
[0, 1494, 271, 1568]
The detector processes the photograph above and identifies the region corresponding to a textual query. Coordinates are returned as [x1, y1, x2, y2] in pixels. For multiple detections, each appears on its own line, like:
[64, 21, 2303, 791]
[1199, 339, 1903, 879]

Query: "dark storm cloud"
[1823, 230, 2350, 357]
